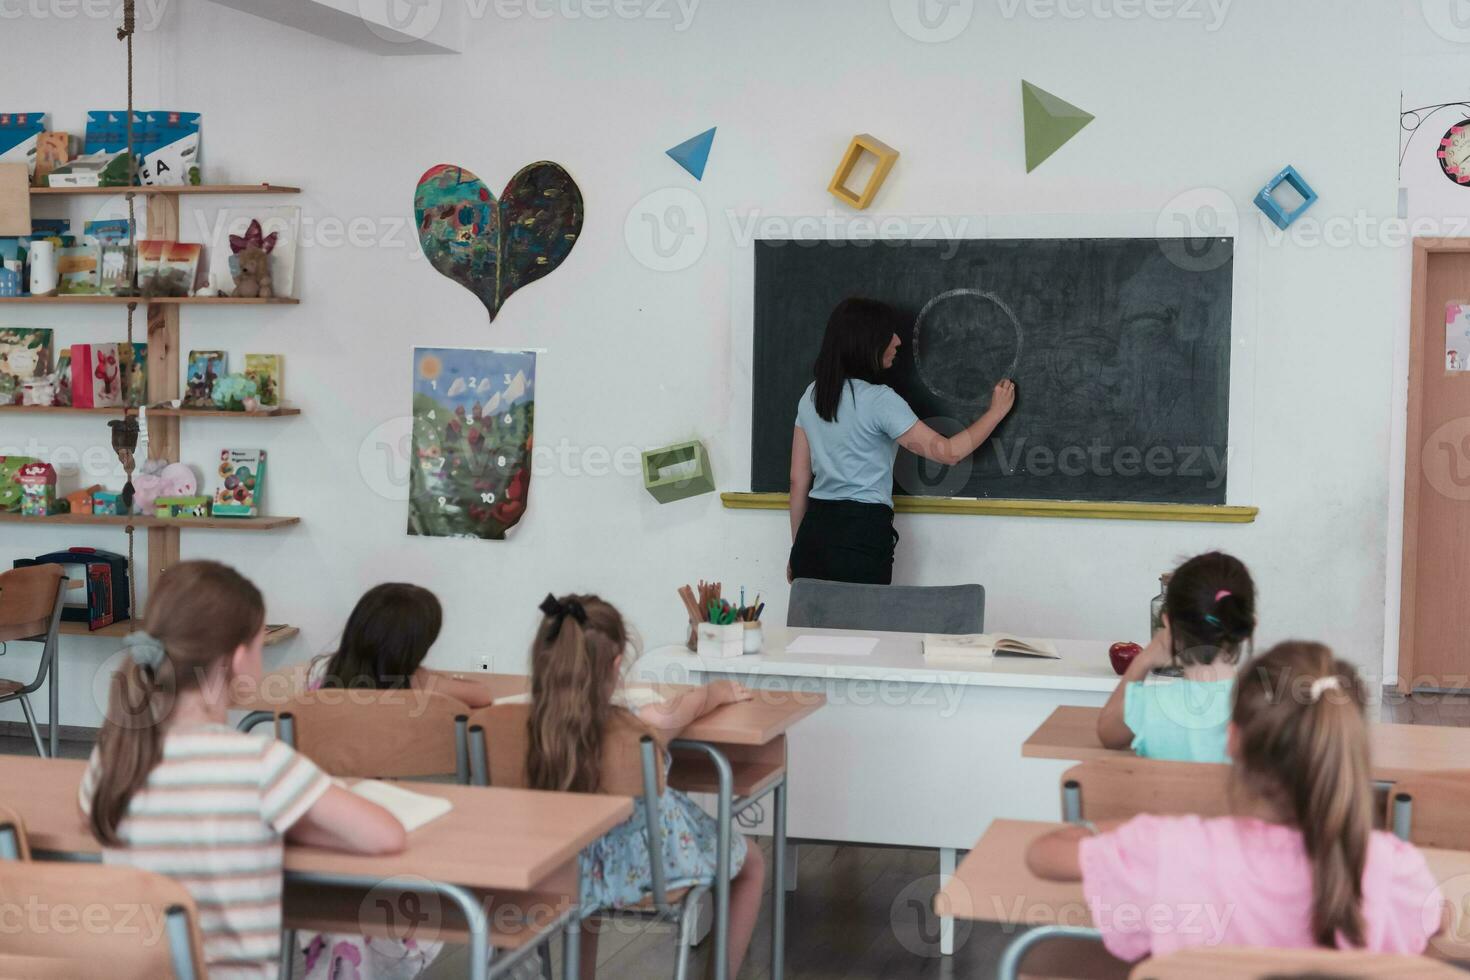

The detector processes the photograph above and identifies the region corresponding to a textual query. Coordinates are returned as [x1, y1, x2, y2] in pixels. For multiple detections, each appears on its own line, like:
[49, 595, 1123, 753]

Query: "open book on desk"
[923, 633, 1061, 665]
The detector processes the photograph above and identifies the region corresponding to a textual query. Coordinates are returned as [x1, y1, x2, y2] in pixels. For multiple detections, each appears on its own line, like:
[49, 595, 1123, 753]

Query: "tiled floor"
[5, 690, 1467, 980]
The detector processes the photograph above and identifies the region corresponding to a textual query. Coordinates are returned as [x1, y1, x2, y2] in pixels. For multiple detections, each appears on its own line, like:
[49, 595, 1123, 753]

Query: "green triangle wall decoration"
[1022, 80, 1095, 173]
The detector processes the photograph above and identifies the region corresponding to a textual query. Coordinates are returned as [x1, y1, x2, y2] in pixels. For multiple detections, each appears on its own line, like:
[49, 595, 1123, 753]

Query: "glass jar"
[1150, 573, 1171, 636]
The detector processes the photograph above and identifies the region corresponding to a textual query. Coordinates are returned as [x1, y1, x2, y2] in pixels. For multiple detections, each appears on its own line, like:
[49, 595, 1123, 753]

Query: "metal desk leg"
[440, 882, 490, 980]
[998, 925, 1102, 980]
[165, 906, 200, 980]
[0, 826, 20, 861]
[671, 740, 732, 980]
[48, 643, 58, 758]
[771, 776, 787, 980]
[713, 753, 732, 980]
[563, 865, 582, 980]
[939, 847, 956, 956]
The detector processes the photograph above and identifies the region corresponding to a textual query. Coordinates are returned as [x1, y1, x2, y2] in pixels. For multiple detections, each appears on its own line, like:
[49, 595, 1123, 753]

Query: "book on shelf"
[922, 633, 1061, 664]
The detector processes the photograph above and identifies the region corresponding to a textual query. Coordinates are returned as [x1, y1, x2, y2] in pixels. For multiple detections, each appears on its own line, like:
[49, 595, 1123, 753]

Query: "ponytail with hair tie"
[121, 632, 167, 671]
[538, 593, 588, 641]
[1231, 642, 1372, 948]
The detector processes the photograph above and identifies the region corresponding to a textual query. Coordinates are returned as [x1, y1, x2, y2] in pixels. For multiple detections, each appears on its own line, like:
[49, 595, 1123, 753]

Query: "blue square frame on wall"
[1253, 166, 1318, 229]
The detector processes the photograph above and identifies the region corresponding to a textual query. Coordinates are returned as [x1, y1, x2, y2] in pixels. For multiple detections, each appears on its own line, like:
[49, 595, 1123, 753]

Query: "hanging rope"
[118, 0, 139, 620]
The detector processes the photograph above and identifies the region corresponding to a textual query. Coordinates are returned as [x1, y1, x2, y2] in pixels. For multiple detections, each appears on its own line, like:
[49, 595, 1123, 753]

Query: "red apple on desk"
[1109, 641, 1143, 675]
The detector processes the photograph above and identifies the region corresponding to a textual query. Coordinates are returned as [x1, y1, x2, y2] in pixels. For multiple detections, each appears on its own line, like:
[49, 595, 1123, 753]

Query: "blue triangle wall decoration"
[666, 127, 717, 181]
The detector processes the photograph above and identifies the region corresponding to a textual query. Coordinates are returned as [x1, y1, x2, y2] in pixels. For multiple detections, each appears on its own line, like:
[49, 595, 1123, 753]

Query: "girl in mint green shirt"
[1097, 551, 1256, 763]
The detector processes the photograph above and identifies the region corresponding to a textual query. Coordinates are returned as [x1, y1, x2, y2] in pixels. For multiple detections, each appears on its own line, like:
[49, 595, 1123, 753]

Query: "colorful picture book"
[138, 240, 201, 296]
[184, 349, 226, 407]
[0, 328, 53, 405]
[214, 449, 265, 517]
[0, 113, 47, 179]
[34, 131, 70, 186]
[71, 343, 124, 409]
[57, 239, 101, 294]
[118, 342, 147, 407]
[243, 354, 283, 408]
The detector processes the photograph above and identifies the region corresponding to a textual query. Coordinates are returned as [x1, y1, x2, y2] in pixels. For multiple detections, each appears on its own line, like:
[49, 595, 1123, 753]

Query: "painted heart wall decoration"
[414, 162, 583, 322]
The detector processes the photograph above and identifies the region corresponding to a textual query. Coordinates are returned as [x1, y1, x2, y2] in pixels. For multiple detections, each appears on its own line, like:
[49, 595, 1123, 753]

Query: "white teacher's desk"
[632, 626, 1120, 955]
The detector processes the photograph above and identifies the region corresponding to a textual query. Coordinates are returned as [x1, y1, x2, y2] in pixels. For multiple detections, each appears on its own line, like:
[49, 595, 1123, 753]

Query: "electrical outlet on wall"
[479, 656, 492, 672]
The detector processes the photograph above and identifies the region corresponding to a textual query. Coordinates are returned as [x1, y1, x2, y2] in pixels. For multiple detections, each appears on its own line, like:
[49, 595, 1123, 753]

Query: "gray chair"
[786, 579, 984, 634]
[0, 565, 68, 757]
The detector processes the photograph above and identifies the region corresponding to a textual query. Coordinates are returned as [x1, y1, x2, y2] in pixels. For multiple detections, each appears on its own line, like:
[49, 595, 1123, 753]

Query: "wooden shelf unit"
[31, 184, 299, 196]
[0, 405, 300, 418]
[0, 296, 298, 305]
[10, 183, 303, 647]
[0, 513, 299, 530]
[60, 621, 300, 646]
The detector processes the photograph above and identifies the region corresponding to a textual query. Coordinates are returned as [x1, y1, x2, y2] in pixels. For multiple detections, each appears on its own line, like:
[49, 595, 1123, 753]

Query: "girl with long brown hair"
[1027, 642, 1442, 960]
[307, 581, 497, 707]
[79, 561, 405, 979]
[526, 593, 766, 980]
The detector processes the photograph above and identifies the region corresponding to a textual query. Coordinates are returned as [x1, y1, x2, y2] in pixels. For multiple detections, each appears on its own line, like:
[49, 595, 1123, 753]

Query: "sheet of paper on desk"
[351, 780, 453, 832]
[785, 635, 879, 657]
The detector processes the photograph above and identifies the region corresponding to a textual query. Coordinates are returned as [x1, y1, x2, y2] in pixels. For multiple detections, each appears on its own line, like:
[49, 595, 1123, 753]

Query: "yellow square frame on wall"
[827, 134, 899, 210]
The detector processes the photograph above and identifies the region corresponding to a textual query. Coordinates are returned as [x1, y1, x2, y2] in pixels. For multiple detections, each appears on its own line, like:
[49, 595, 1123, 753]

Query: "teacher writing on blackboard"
[788, 297, 1016, 585]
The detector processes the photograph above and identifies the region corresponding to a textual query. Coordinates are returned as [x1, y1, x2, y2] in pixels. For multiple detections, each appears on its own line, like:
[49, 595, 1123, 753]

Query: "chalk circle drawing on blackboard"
[912, 288, 1023, 409]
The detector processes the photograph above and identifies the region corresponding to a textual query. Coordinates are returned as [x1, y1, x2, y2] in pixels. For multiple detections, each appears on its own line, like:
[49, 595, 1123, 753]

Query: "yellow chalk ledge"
[720, 493, 1257, 524]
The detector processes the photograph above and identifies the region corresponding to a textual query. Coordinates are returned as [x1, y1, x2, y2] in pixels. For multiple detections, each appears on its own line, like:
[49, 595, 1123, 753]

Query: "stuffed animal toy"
[231, 247, 273, 299]
[131, 460, 198, 515]
[228, 219, 279, 300]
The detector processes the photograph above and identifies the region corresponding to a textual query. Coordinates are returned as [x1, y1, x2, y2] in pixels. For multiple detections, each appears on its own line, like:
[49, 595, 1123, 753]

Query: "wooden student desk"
[1023, 706, 1470, 783]
[232, 667, 824, 980]
[0, 754, 632, 980]
[936, 819, 1470, 966]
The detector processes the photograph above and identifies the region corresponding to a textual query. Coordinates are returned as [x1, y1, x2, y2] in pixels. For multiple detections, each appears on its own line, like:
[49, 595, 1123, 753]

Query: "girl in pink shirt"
[1027, 641, 1445, 961]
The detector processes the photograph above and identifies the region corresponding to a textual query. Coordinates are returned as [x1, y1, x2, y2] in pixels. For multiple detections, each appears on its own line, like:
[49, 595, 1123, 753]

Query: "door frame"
[1399, 238, 1470, 692]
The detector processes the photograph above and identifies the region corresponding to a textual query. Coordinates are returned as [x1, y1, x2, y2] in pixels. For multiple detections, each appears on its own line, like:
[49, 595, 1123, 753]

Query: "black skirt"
[789, 497, 898, 585]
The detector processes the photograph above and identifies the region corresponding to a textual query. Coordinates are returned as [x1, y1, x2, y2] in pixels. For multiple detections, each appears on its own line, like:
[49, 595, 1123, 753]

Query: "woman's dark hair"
[319, 583, 443, 689]
[1165, 551, 1256, 666]
[812, 297, 903, 422]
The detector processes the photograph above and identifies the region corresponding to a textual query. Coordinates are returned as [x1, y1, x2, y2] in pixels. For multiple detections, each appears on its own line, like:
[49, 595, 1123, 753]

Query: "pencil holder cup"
[742, 621, 763, 655]
[697, 622, 744, 659]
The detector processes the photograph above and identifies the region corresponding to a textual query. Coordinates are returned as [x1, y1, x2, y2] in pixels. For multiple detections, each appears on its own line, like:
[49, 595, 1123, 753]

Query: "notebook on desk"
[349, 780, 453, 832]
[923, 633, 1061, 664]
[494, 686, 667, 710]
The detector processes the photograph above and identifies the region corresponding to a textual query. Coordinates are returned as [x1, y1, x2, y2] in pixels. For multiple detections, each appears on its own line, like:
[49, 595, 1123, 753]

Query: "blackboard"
[752, 238, 1234, 504]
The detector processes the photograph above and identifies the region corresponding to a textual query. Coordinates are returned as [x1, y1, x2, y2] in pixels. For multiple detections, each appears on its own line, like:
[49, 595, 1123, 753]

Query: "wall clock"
[1439, 118, 1470, 185]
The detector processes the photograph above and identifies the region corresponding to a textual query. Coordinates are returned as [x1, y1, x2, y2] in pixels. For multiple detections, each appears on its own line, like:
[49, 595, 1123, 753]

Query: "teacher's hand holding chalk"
[896, 378, 1017, 466]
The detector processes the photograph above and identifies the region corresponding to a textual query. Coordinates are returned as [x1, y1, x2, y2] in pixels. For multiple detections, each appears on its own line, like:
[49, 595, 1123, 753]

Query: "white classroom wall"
[0, 0, 1423, 730]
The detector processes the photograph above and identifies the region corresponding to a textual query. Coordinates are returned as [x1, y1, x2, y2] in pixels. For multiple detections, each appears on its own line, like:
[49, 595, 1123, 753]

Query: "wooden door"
[1401, 239, 1470, 691]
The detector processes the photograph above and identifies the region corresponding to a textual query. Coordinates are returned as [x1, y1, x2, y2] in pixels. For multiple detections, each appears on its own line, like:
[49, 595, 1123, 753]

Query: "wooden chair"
[0, 803, 30, 860]
[237, 688, 472, 782]
[237, 689, 472, 980]
[1059, 756, 1231, 824]
[466, 703, 711, 980]
[1388, 770, 1470, 848]
[1128, 945, 1465, 978]
[0, 565, 68, 757]
[0, 859, 208, 979]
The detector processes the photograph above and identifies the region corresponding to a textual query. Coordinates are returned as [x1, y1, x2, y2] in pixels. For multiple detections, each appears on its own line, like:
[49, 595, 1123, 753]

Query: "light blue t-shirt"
[1123, 677, 1235, 763]
[796, 380, 919, 508]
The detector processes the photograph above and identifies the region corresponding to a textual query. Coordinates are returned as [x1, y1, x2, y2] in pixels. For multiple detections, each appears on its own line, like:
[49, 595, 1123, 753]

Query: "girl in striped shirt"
[79, 561, 406, 980]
